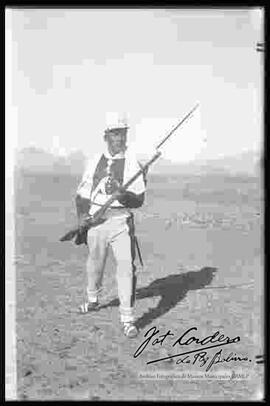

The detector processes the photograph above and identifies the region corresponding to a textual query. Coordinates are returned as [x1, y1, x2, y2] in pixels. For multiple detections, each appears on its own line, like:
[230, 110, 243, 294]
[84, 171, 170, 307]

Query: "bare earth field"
[15, 170, 264, 400]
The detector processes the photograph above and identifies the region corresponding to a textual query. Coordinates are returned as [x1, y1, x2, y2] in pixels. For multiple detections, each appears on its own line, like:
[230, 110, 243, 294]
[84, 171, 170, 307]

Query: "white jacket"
[76, 148, 146, 215]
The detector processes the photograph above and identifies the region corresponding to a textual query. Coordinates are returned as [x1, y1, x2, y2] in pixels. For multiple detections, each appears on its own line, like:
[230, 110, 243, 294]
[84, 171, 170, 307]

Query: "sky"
[6, 7, 264, 164]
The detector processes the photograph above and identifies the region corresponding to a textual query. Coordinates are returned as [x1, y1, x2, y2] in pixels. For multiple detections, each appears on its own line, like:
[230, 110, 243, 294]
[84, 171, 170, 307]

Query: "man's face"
[105, 129, 127, 156]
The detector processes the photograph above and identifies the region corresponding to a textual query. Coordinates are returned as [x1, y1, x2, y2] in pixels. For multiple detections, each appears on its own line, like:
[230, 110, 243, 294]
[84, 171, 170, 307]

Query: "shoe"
[123, 322, 139, 338]
[78, 301, 100, 314]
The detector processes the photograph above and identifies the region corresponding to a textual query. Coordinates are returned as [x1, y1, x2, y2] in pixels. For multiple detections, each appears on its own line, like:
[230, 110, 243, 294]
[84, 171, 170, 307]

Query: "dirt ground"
[15, 170, 264, 400]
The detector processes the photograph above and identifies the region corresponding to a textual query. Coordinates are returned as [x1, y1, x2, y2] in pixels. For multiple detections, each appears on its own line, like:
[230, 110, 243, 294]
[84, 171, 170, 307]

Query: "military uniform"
[76, 146, 145, 336]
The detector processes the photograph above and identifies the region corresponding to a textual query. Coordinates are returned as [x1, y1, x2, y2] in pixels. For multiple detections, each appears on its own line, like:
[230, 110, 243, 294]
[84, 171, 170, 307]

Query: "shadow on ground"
[99, 266, 217, 329]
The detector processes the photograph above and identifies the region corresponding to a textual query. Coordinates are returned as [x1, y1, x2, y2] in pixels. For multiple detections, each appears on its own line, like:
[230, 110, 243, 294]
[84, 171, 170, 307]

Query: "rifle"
[60, 103, 199, 242]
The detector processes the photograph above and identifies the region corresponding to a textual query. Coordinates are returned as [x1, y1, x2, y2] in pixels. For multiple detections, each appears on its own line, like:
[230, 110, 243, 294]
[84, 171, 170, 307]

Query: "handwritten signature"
[133, 326, 251, 371]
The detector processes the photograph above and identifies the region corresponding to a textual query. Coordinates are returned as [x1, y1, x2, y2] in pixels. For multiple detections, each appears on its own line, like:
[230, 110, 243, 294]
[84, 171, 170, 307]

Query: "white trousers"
[86, 213, 137, 323]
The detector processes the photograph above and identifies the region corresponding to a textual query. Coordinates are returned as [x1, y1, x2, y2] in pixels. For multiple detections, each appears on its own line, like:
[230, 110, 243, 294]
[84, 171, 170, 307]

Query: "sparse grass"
[15, 171, 263, 400]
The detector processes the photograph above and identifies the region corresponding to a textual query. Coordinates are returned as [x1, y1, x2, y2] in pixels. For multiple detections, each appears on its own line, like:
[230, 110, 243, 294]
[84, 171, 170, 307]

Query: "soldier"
[75, 113, 146, 338]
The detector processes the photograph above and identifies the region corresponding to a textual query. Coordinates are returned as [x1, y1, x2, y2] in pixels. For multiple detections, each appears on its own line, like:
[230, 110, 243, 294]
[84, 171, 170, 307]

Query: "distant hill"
[15, 147, 261, 177]
[15, 147, 86, 174]
[148, 150, 262, 176]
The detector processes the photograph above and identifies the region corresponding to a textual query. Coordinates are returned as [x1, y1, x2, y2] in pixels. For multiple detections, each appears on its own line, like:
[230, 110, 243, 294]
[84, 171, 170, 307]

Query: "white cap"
[105, 112, 129, 131]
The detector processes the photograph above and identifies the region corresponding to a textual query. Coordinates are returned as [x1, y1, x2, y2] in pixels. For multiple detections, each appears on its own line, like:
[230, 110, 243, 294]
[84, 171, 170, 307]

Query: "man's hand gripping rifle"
[59, 103, 199, 243]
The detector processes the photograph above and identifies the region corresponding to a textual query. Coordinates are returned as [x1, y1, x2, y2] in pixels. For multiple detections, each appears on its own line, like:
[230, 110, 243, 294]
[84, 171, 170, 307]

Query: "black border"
[3, 2, 268, 404]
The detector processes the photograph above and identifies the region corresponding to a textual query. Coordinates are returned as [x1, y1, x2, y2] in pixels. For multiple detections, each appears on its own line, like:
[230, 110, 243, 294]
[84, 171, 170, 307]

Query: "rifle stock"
[59, 227, 79, 242]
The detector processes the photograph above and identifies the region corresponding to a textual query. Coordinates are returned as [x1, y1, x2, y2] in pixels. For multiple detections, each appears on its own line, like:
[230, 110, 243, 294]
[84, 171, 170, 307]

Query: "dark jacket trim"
[74, 195, 90, 245]
[117, 191, 145, 209]
[75, 195, 91, 219]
